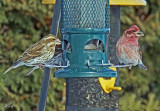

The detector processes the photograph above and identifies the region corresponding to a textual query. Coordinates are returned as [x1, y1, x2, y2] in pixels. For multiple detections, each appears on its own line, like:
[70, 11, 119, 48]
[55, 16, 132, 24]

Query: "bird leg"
[129, 64, 133, 69]
[39, 65, 45, 69]
[25, 66, 39, 76]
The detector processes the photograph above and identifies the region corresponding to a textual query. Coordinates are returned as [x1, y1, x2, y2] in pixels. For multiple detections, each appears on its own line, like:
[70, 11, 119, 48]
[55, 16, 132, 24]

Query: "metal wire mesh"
[61, 0, 108, 29]
[105, 0, 110, 28]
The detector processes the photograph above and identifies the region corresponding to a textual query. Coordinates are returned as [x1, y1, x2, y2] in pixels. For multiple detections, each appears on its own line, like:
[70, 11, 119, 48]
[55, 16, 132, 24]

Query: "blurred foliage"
[0, 0, 65, 111]
[0, 0, 160, 111]
[119, 0, 160, 110]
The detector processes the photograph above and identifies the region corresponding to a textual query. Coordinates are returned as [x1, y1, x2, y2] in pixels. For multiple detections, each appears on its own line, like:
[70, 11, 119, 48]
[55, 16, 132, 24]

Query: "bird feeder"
[37, 1, 147, 111]
[54, 0, 117, 78]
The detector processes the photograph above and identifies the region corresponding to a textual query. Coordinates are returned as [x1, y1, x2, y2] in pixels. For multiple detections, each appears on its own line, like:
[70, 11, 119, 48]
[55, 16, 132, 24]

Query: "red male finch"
[4, 34, 62, 76]
[116, 25, 147, 70]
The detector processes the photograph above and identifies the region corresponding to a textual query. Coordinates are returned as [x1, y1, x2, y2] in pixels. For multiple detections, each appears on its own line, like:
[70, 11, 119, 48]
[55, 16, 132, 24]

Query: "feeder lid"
[42, 0, 55, 4]
[42, 0, 146, 6]
[110, 0, 146, 6]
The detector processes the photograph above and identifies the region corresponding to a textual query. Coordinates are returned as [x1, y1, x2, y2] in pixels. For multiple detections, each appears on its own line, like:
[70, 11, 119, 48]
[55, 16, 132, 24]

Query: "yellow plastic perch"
[98, 67, 121, 93]
[42, 0, 146, 6]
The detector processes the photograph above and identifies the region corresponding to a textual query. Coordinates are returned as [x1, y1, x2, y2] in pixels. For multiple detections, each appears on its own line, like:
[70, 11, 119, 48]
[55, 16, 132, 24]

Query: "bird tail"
[3, 59, 24, 75]
[12, 59, 22, 66]
[138, 63, 147, 70]
[3, 66, 14, 75]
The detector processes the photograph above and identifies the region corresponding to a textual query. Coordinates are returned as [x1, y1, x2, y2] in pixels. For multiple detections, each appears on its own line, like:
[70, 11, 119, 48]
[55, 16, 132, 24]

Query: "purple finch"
[116, 25, 147, 70]
[4, 34, 62, 75]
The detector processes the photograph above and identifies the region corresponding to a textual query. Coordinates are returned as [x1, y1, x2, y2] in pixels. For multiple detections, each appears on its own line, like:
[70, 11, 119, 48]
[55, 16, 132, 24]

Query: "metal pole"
[109, 5, 121, 83]
[65, 3, 120, 111]
[37, 0, 61, 111]
[50, 0, 61, 35]
[37, 67, 51, 111]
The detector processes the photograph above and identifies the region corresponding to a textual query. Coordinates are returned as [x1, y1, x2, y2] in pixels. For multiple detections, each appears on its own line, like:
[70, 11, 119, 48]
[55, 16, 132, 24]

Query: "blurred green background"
[0, 0, 160, 111]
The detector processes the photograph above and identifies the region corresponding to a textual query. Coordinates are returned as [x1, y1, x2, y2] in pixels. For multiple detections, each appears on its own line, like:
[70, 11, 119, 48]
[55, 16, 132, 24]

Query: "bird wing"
[138, 43, 142, 60]
[18, 39, 45, 63]
[137, 43, 147, 70]
[116, 39, 123, 63]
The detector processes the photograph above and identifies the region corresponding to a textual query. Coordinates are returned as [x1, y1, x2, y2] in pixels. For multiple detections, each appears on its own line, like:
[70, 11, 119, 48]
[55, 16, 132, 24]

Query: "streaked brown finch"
[4, 34, 62, 75]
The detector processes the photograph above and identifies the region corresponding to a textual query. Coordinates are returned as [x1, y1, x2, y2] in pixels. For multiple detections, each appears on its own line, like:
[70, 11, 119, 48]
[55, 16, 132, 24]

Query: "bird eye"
[132, 30, 136, 32]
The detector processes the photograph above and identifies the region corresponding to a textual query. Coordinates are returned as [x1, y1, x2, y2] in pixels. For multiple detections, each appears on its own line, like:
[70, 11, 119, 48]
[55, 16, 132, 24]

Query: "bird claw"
[39, 65, 45, 69]
[129, 64, 132, 69]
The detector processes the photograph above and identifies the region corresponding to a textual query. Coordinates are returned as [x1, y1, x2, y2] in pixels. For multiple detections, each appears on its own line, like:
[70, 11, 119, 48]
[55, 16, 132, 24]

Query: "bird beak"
[135, 31, 144, 37]
[56, 39, 62, 45]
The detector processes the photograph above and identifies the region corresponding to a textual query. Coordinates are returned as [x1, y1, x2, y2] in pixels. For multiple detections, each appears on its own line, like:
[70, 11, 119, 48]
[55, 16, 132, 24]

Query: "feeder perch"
[98, 67, 121, 93]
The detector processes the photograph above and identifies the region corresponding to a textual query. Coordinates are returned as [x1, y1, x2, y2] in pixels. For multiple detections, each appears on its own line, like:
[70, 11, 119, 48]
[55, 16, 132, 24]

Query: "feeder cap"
[110, 0, 146, 6]
[42, 0, 146, 5]
[42, 0, 55, 4]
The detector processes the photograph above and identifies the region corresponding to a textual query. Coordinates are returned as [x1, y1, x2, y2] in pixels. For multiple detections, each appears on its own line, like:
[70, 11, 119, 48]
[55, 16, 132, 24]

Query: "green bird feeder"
[54, 0, 117, 77]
